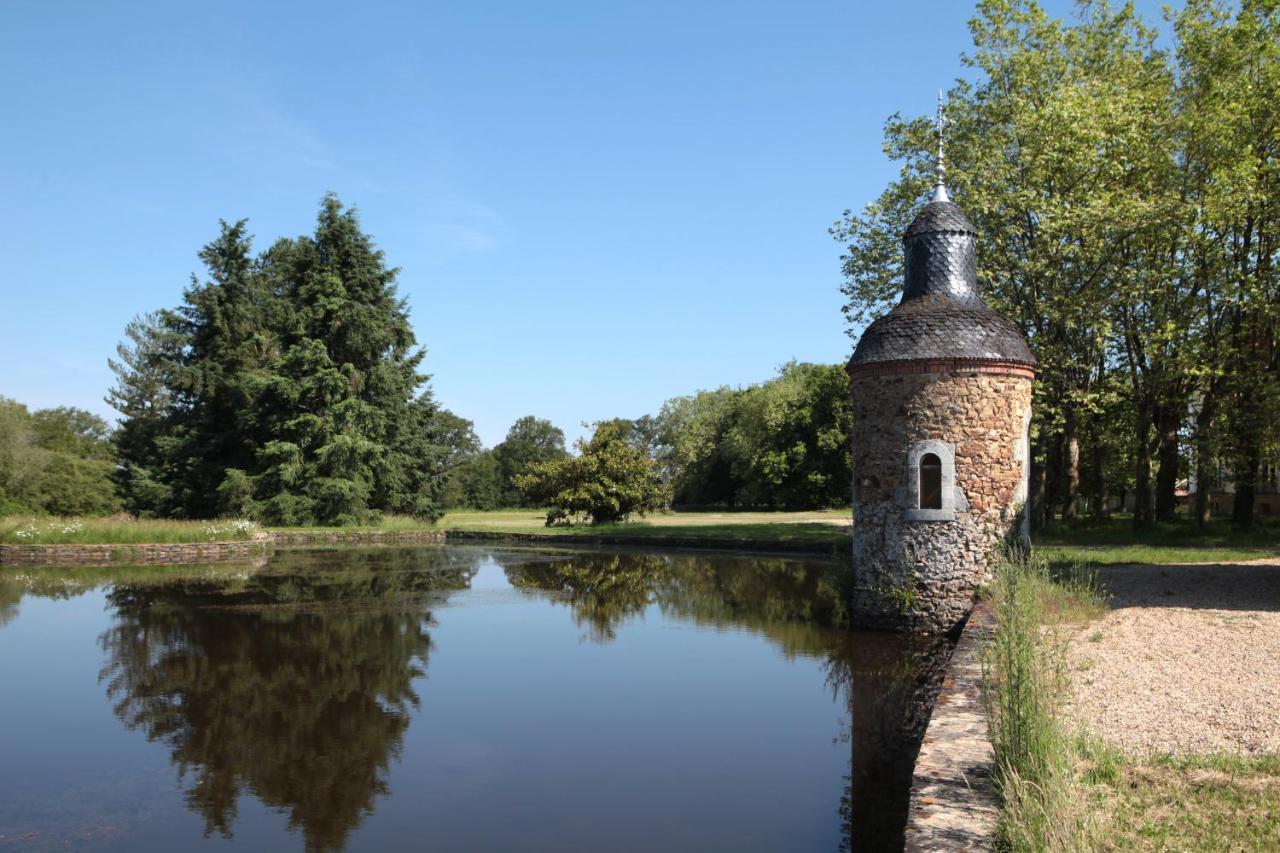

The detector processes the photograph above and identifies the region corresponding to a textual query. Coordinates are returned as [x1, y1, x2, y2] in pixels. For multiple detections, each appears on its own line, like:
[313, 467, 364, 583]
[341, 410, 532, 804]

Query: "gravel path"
[1065, 559, 1280, 756]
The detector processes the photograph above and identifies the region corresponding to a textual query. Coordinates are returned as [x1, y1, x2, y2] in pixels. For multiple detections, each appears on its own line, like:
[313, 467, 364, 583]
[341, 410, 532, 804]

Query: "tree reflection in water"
[96, 548, 471, 853]
[0, 546, 949, 851]
[501, 548, 946, 851]
[503, 550, 850, 648]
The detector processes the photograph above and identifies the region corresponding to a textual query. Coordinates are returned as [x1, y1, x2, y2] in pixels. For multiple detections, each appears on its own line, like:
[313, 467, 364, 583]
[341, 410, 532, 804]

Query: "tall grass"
[984, 548, 1106, 851]
[0, 516, 262, 545]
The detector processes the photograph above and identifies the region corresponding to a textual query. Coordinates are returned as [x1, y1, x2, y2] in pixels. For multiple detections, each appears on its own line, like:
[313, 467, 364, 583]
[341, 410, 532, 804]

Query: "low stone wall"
[0, 526, 831, 566]
[904, 601, 998, 851]
[442, 528, 844, 556]
[0, 529, 447, 567]
[271, 530, 446, 546]
[0, 540, 269, 566]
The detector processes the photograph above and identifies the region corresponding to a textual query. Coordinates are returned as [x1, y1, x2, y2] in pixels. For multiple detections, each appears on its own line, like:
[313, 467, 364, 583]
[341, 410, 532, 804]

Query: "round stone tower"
[846, 124, 1036, 633]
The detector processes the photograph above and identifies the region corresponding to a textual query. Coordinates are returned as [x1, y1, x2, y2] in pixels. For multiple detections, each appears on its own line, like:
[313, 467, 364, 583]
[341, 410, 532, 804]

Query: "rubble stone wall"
[850, 366, 1033, 632]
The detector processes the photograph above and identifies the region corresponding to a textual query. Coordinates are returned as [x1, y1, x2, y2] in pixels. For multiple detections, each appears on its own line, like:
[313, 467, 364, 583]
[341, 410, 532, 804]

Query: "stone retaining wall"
[0, 529, 446, 567]
[0, 540, 269, 566]
[904, 601, 998, 851]
[443, 528, 844, 556]
[0, 527, 834, 567]
[270, 530, 446, 546]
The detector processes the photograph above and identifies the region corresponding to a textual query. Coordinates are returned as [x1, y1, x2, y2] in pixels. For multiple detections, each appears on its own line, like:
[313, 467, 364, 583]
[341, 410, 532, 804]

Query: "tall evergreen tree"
[106, 311, 185, 515]
[109, 196, 450, 525]
[167, 220, 273, 517]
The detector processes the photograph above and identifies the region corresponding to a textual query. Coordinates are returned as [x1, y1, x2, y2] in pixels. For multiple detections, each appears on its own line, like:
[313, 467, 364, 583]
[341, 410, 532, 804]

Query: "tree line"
[439, 361, 852, 517]
[0, 192, 852, 524]
[834, 0, 1280, 530]
[0, 400, 118, 516]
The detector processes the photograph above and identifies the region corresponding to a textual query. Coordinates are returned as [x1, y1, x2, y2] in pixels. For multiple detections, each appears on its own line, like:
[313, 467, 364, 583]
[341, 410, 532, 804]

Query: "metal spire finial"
[931, 89, 950, 203]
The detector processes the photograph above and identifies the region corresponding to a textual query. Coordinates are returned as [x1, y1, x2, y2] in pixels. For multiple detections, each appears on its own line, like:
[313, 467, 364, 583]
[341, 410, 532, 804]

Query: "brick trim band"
[847, 358, 1037, 379]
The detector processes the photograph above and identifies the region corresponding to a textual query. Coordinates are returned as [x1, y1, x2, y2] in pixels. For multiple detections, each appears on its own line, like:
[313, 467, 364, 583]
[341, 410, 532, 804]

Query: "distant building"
[1197, 458, 1280, 518]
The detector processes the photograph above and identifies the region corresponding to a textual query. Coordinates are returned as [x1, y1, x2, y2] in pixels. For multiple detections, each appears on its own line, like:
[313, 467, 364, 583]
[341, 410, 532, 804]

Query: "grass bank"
[437, 508, 851, 551]
[0, 515, 263, 544]
[1037, 517, 1280, 566]
[8, 510, 1275, 565]
[985, 549, 1280, 850]
[1, 510, 851, 551]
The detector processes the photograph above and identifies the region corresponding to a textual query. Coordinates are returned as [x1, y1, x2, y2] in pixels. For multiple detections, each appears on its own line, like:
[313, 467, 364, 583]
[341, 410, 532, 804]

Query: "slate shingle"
[848, 198, 1037, 370]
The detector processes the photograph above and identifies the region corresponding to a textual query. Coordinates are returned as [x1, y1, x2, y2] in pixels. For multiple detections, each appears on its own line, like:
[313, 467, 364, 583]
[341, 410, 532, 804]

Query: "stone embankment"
[0, 529, 446, 567]
[443, 528, 844, 556]
[904, 601, 998, 851]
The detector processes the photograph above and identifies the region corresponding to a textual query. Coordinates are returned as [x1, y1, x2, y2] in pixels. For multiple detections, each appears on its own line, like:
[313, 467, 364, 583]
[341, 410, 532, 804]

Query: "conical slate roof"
[847, 195, 1036, 370]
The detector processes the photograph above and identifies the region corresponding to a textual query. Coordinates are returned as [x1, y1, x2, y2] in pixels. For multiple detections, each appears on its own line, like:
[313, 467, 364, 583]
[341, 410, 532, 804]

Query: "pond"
[0, 545, 946, 852]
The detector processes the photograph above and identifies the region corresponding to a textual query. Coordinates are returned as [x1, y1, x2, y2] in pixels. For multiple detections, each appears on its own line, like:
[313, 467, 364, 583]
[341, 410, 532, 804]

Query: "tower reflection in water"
[89, 546, 944, 852]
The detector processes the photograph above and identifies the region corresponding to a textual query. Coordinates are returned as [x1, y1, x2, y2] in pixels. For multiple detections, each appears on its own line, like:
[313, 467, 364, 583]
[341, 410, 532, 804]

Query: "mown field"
[3, 510, 1277, 565]
[0, 510, 853, 548]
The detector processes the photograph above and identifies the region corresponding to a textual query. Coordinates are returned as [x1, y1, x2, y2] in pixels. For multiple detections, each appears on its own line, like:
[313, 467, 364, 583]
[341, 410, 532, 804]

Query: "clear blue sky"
[0, 0, 1171, 447]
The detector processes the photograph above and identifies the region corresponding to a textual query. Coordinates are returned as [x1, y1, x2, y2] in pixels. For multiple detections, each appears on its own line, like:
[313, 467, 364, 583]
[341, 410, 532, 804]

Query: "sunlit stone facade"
[846, 191, 1036, 633]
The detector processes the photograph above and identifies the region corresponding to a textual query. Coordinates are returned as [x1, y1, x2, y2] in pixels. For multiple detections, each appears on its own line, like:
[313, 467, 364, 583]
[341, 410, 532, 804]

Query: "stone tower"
[846, 105, 1037, 633]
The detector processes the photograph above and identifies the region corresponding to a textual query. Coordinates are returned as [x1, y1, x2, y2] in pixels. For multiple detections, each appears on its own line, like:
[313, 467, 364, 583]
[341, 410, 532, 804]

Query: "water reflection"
[97, 550, 471, 853]
[0, 546, 946, 852]
[500, 549, 943, 850]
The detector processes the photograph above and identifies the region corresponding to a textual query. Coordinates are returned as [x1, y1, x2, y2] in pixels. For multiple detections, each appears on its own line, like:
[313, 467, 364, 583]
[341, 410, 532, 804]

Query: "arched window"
[919, 453, 943, 510]
[905, 440, 957, 522]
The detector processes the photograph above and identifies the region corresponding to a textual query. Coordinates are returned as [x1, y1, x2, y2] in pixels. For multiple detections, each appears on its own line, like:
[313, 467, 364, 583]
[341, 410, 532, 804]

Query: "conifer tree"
[108, 196, 450, 525]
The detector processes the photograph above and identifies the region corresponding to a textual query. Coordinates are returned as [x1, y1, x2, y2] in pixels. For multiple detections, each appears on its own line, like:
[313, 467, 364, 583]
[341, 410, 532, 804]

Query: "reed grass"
[0, 515, 262, 545]
[984, 548, 1107, 851]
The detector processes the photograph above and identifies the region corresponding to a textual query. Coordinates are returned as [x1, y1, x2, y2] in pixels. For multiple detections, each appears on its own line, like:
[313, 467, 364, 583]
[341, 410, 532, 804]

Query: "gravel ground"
[1065, 559, 1280, 756]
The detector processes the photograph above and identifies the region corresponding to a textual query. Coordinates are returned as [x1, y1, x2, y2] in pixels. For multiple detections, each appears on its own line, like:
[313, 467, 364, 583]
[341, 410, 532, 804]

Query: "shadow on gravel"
[1096, 561, 1280, 613]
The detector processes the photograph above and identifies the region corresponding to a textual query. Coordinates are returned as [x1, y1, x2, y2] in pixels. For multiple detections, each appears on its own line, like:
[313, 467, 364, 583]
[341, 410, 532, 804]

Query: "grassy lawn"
[437, 508, 852, 549]
[1036, 517, 1280, 565]
[1, 509, 852, 549]
[1080, 749, 1280, 851]
[7, 509, 1277, 563]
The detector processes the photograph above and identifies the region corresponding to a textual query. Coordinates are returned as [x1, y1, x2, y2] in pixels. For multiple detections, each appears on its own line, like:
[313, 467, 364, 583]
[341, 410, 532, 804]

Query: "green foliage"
[517, 419, 671, 525]
[834, 0, 1280, 529]
[491, 415, 567, 506]
[443, 449, 503, 509]
[653, 362, 852, 510]
[0, 398, 120, 516]
[108, 196, 460, 525]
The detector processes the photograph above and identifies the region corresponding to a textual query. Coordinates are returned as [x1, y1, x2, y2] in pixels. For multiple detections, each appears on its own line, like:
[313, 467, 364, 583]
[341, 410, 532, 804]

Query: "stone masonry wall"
[851, 368, 1033, 632]
[0, 530, 447, 567]
[0, 540, 270, 567]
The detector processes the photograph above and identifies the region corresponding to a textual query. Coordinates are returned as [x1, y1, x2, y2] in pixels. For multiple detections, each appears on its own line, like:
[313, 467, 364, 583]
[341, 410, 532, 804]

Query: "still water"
[0, 546, 943, 852]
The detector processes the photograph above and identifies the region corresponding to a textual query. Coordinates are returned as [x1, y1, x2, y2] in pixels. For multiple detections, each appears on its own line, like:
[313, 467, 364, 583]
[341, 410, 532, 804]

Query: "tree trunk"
[1193, 393, 1215, 529]
[1133, 398, 1154, 529]
[1061, 410, 1080, 521]
[1043, 431, 1064, 529]
[1091, 439, 1108, 522]
[1232, 433, 1260, 530]
[1154, 403, 1180, 522]
[1029, 438, 1048, 533]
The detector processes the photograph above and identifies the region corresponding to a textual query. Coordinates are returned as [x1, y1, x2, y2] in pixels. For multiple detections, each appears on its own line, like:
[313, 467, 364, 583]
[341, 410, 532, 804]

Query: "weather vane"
[932, 89, 950, 203]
